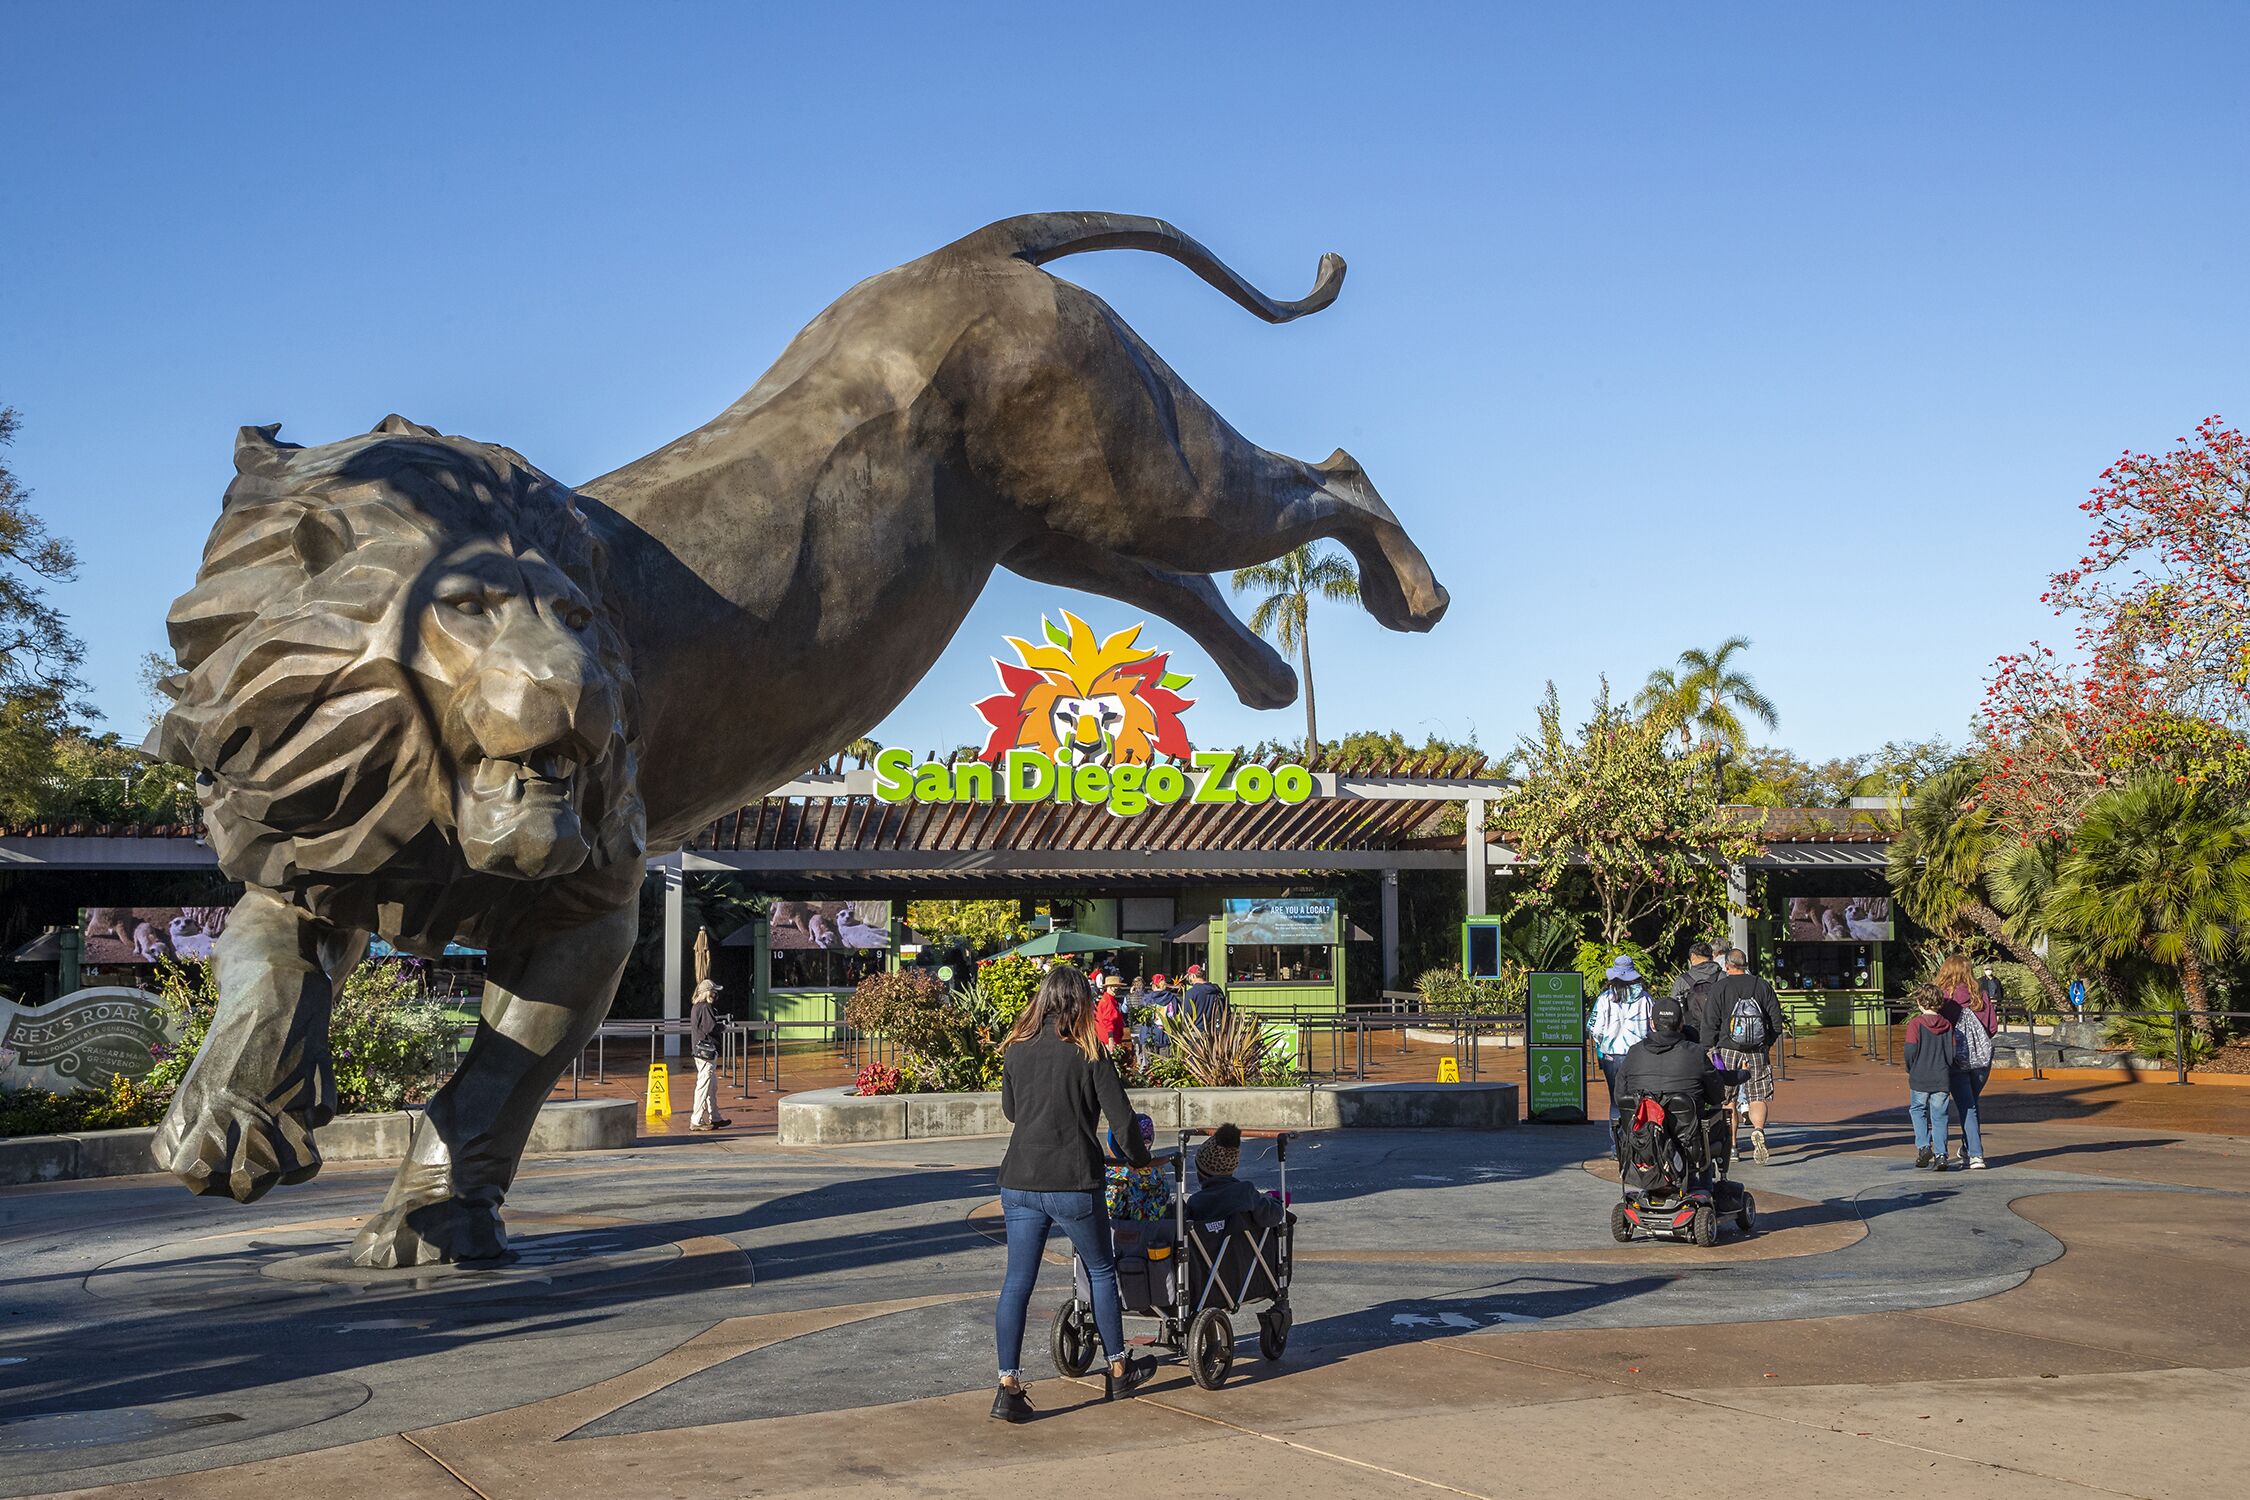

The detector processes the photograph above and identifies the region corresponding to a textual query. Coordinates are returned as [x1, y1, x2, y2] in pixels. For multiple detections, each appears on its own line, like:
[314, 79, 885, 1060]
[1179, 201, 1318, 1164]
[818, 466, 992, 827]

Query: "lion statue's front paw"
[153, 1085, 323, 1203]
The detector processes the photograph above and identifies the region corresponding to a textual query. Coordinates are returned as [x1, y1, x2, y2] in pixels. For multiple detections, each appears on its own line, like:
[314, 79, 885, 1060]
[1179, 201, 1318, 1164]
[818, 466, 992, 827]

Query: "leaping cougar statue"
[150, 212, 1449, 1266]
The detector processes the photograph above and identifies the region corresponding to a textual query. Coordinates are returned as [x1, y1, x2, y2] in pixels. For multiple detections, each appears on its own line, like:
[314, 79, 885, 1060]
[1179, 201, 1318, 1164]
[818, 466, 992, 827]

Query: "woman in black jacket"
[990, 966, 1155, 1422]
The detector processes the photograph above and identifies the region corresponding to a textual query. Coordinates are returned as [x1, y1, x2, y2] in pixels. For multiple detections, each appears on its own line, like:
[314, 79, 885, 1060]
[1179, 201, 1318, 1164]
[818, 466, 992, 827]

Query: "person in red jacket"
[1901, 992, 1957, 1170]
[1093, 974, 1132, 1049]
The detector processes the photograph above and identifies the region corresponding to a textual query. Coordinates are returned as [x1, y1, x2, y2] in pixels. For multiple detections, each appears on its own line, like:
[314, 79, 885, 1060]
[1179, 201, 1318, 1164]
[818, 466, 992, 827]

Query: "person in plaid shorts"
[1710, 949, 1785, 1165]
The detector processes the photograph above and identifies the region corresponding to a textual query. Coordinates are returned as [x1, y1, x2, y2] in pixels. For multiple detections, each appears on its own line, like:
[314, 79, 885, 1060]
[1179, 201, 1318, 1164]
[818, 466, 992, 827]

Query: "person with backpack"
[1711, 948, 1785, 1164]
[1672, 942, 1726, 1048]
[1588, 955, 1654, 1128]
[1936, 952, 1994, 1169]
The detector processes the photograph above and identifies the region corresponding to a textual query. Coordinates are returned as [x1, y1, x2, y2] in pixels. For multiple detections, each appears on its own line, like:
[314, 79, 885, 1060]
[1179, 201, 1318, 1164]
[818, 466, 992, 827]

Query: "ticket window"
[1226, 944, 1335, 984]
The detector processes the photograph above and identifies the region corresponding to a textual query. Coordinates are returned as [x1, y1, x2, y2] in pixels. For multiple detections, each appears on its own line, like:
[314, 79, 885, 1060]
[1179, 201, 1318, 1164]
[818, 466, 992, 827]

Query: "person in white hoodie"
[1589, 955, 1654, 1128]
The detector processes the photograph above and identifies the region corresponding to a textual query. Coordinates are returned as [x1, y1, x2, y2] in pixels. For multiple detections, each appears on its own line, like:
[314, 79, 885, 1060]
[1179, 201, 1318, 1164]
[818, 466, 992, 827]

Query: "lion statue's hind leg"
[348, 901, 636, 1268]
[153, 890, 365, 1202]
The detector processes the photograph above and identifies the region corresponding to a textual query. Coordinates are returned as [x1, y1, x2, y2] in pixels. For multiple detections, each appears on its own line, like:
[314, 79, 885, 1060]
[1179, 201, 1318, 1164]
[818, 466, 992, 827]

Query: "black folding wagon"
[1052, 1126, 1296, 1390]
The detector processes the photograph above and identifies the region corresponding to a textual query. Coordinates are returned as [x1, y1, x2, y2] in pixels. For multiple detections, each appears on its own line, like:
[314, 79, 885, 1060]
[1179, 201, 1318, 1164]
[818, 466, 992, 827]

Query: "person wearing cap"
[688, 978, 730, 1131]
[1589, 955, 1654, 1128]
[1183, 1123, 1285, 1228]
[1618, 994, 1726, 1118]
[1180, 963, 1227, 1028]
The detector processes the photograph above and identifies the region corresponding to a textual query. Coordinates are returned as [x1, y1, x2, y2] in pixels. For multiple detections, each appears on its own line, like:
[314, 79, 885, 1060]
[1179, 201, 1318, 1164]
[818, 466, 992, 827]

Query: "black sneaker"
[990, 1383, 1034, 1423]
[1914, 1148, 1933, 1169]
[1929, 1155, 1949, 1172]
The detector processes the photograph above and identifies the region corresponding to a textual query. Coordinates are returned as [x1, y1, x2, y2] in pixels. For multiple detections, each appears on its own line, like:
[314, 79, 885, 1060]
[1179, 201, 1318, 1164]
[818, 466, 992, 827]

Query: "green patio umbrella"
[992, 930, 1147, 961]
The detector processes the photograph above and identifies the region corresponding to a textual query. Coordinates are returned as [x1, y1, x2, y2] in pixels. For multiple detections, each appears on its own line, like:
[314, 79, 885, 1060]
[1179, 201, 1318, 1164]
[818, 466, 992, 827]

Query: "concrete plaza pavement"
[2, 1055, 2246, 1498]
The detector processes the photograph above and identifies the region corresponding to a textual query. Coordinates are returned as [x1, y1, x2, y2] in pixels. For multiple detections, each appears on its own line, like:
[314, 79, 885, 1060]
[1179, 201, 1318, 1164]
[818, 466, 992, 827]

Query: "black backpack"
[1684, 971, 1722, 1043]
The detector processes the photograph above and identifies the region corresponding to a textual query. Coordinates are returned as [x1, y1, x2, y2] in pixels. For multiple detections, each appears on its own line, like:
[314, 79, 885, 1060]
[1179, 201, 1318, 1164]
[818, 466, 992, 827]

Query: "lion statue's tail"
[953, 212, 1345, 324]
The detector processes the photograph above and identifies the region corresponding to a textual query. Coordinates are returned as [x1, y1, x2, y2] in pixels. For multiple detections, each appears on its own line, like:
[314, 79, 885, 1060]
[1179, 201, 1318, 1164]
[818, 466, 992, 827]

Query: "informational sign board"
[2068, 979, 2086, 1011]
[645, 1063, 672, 1117]
[1525, 972, 1587, 1121]
[1225, 898, 1337, 946]
[1438, 1055, 1460, 1084]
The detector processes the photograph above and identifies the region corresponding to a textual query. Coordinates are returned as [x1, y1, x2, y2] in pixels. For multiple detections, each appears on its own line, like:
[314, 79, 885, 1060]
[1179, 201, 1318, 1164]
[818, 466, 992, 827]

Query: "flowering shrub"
[145, 956, 453, 1115]
[854, 1062, 903, 1096]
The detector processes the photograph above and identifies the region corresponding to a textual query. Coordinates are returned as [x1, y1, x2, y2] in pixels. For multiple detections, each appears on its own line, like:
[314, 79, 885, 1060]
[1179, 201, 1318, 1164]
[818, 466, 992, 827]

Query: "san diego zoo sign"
[871, 612, 1313, 814]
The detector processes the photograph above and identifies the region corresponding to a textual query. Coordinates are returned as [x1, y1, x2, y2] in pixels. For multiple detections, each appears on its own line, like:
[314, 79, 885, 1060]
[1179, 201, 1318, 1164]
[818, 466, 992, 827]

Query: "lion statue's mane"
[152, 415, 645, 951]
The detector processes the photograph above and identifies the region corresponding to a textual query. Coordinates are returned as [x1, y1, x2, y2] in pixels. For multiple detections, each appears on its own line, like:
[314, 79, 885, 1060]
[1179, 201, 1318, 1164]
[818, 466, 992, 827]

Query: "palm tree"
[1634, 666, 1687, 736]
[1231, 544, 1361, 758]
[1886, 763, 2068, 1008]
[1675, 637, 1778, 753]
[2044, 775, 2250, 1034]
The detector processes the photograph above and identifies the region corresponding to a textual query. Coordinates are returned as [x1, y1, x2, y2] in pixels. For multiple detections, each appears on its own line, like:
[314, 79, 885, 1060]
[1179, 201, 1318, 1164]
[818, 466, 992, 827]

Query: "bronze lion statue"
[152, 212, 1449, 1266]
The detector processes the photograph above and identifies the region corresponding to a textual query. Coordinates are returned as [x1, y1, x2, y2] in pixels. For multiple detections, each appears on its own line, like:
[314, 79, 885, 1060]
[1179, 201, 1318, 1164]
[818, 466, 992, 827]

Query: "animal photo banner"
[767, 901, 892, 950]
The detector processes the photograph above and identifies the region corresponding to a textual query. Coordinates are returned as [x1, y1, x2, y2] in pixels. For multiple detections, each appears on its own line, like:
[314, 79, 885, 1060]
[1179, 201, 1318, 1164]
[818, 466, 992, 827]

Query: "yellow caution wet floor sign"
[645, 1062, 672, 1117]
[1438, 1056, 1460, 1084]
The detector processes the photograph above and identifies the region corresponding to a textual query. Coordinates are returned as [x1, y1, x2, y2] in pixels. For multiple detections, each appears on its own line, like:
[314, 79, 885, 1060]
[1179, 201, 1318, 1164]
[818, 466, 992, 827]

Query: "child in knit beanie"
[1184, 1123, 1284, 1228]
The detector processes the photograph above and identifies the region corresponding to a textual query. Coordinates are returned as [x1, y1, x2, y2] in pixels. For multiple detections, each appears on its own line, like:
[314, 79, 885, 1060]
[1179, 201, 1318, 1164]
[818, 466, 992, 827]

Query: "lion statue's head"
[154, 416, 645, 943]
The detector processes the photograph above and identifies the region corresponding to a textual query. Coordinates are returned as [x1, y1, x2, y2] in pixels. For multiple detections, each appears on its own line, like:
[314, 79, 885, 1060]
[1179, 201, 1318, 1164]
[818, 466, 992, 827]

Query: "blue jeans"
[1949, 1068, 1987, 1160]
[1909, 1089, 1951, 1155]
[995, 1187, 1124, 1379]
[1597, 1053, 1625, 1124]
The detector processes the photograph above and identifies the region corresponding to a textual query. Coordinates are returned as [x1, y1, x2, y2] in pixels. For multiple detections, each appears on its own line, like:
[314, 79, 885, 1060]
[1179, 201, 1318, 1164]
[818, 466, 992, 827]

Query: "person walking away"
[1710, 949, 1785, 1164]
[991, 967, 1157, 1421]
[689, 979, 730, 1130]
[1938, 953, 1994, 1169]
[1672, 942, 1726, 1049]
[1902, 992, 1956, 1170]
[1181, 963, 1228, 1027]
[1588, 956, 1654, 1131]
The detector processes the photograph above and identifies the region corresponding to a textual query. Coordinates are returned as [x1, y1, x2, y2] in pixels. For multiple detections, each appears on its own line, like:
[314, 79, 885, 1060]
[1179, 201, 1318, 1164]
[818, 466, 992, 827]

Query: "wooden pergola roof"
[677, 753, 1506, 881]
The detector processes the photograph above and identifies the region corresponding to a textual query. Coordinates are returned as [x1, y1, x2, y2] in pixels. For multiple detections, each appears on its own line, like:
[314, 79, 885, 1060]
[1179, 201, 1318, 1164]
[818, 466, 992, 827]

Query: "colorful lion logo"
[974, 612, 1195, 766]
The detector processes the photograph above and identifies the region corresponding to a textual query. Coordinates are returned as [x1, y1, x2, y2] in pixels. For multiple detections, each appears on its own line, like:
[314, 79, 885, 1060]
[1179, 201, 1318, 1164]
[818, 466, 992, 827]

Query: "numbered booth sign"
[1524, 972, 1587, 1123]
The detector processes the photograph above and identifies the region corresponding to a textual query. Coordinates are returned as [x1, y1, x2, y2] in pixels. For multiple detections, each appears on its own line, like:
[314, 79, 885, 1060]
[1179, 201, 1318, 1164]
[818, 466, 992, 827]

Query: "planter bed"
[778, 1081, 1519, 1145]
[0, 1098, 637, 1187]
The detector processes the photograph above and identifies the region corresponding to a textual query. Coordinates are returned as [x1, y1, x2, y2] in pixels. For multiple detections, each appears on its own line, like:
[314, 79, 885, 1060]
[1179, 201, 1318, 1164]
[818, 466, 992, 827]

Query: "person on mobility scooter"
[1610, 994, 1758, 1245]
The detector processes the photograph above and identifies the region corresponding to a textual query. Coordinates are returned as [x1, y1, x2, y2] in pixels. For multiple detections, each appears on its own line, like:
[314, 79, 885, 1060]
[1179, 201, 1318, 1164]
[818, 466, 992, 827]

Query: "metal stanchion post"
[2175, 1009, 2190, 1086]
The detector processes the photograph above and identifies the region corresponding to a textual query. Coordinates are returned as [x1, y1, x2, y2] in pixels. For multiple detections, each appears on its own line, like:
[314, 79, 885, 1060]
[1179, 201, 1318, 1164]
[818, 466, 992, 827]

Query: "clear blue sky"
[6, 2, 2246, 766]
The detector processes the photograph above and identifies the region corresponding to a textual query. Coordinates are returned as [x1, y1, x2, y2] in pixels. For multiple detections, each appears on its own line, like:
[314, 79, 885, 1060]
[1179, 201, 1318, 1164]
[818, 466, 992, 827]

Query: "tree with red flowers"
[1975, 419, 2250, 841]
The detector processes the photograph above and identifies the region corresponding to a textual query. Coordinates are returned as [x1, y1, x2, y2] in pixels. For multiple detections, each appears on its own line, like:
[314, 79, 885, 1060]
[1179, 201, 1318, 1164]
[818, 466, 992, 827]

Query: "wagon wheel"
[1050, 1298, 1095, 1378]
[1257, 1303, 1292, 1361]
[1188, 1307, 1234, 1389]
